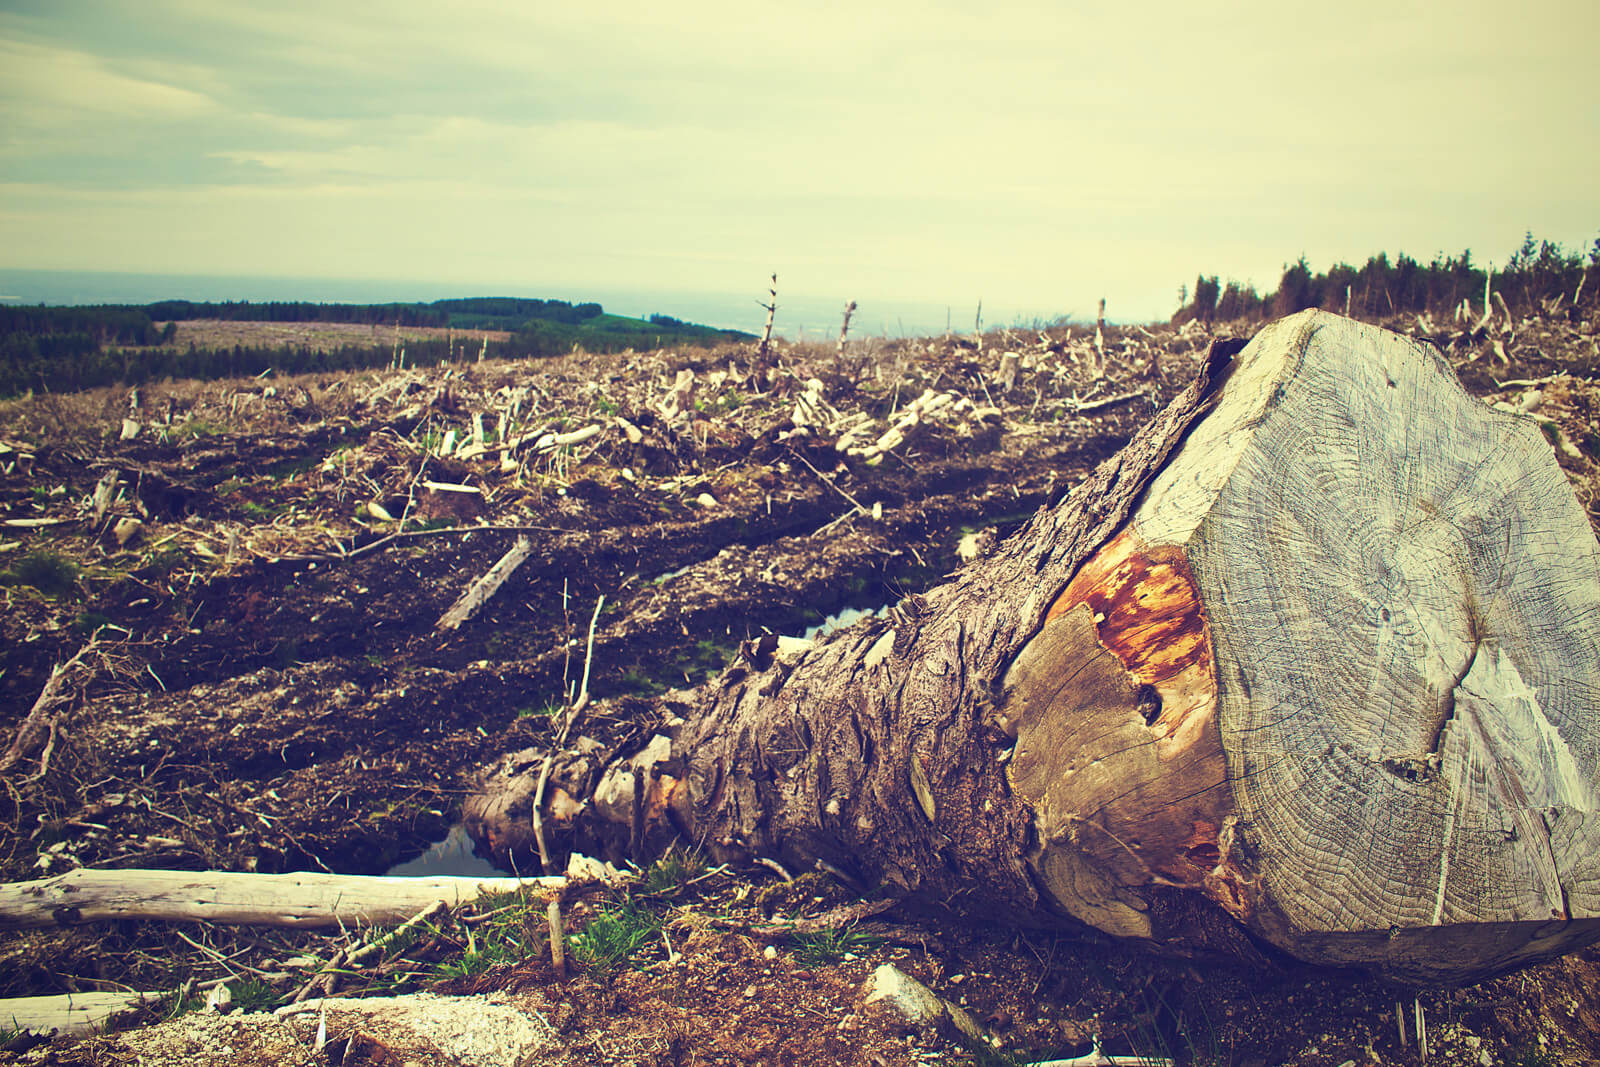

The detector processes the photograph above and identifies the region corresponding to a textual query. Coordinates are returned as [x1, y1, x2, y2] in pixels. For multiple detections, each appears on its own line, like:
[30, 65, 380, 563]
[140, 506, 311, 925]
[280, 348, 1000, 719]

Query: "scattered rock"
[860, 963, 983, 1043]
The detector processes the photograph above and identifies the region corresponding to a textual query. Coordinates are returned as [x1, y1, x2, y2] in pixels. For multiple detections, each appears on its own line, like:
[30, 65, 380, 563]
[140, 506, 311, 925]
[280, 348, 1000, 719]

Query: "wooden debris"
[0, 991, 153, 1037]
[0, 639, 96, 776]
[1067, 390, 1145, 414]
[0, 868, 566, 930]
[89, 471, 119, 527]
[535, 424, 603, 452]
[757, 273, 778, 361]
[112, 517, 142, 547]
[1, 518, 72, 529]
[436, 536, 535, 632]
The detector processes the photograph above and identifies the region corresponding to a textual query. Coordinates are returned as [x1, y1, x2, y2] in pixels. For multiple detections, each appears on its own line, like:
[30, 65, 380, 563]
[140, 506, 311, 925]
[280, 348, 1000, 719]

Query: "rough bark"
[469, 310, 1600, 985]
[469, 334, 1237, 919]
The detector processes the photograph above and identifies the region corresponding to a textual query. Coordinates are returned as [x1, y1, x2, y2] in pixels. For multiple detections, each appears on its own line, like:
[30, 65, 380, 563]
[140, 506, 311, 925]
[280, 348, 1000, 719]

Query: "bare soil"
[1, 311, 1598, 1065]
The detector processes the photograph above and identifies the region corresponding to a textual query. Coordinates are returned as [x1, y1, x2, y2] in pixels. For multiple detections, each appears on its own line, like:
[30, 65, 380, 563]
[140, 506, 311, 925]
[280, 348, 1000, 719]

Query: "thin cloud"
[0, 0, 1594, 321]
[0, 38, 217, 124]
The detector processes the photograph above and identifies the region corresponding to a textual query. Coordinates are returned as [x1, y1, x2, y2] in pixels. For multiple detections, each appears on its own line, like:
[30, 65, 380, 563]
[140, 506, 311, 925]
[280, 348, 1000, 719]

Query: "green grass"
[516, 699, 565, 719]
[641, 845, 710, 895]
[1122, 984, 1223, 1067]
[427, 887, 549, 984]
[570, 902, 663, 975]
[786, 923, 881, 966]
[1, 550, 79, 595]
[240, 500, 288, 519]
[1504, 1047, 1562, 1067]
[155, 989, 206, 1022]
[433, 930, 495, 981]
[1582, 427, 1600, 461]
[71, 610, 112, 637]
[182, 419, 227, 439]
[227, 978, 283, 1013]
[619, 668, 669, 696]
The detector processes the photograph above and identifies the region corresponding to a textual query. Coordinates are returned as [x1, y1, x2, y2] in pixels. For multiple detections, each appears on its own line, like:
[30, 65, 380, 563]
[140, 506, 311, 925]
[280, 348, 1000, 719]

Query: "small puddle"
[650, 562, 696, 585]
[803, 603, 889, 641]
[384, 823, 507, 878]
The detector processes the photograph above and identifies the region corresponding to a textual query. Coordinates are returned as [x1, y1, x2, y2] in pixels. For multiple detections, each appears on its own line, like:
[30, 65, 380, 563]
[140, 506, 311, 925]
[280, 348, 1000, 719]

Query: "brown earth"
[1, 310, 1598, 1065]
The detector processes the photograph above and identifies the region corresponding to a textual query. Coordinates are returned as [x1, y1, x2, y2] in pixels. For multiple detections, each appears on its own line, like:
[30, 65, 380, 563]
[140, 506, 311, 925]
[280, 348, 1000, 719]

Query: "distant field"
[154, 318, 512, 352]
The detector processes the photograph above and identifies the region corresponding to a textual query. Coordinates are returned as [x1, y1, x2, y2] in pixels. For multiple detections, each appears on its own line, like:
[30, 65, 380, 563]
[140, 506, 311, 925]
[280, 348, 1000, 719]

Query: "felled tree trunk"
[467, 310, 1600, 986]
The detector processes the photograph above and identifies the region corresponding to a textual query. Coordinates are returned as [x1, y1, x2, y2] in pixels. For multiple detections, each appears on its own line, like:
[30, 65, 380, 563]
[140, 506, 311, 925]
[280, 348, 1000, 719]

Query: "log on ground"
[0, 868, 565, 930]
[468, 309, 1600, 986]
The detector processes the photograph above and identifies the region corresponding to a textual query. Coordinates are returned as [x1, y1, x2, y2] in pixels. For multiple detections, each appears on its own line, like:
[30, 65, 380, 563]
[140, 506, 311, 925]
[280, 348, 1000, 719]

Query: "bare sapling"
[837, 300, 857, 358]
[757, 274, 778, 361]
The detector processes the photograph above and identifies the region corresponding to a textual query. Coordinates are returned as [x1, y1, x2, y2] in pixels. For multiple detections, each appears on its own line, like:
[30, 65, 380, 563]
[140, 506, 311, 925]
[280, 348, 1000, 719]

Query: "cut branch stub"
[1000, 309, 1600, 984]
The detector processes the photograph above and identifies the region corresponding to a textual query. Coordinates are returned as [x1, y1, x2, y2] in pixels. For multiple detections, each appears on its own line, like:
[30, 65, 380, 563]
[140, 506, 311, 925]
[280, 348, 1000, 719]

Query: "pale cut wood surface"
[0, 868, 564, 930]
[1138, 310, 1600, 980]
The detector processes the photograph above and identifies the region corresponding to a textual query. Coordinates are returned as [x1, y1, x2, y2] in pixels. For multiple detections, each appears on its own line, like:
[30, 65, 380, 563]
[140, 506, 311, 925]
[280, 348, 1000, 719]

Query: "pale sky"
[1, 0, 1595, 325]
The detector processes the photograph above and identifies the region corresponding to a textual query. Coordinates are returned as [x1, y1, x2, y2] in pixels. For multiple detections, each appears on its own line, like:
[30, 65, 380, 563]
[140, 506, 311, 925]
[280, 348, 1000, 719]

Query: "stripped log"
[0, 869, 565, 930]
[0, 992, 152, 1036]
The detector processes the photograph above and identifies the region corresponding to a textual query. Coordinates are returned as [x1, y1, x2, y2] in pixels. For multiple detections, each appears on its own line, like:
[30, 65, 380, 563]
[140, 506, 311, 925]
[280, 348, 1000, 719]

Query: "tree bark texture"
[469, 310, 1600, 985]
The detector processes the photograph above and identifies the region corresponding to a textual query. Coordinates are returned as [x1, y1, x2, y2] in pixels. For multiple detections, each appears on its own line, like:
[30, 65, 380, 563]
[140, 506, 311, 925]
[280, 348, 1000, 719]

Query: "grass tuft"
[571, 902, 663, 975]
[641, 845, 710, 895]
[2, 550, 79, 595]
[786, 923, 881, 966]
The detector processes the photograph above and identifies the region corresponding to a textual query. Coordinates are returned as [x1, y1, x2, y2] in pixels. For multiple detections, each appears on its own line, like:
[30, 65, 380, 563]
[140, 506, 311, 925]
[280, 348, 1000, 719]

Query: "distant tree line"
[1175, 231, 1600, 326]
[0, 297, 752, 398]
[141, 296, 608, 330]
[0, 305, 177, 346]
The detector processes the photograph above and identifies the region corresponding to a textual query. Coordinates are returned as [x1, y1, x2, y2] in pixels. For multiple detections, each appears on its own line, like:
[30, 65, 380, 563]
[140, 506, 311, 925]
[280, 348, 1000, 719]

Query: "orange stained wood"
[1046, 528, 1219, 757]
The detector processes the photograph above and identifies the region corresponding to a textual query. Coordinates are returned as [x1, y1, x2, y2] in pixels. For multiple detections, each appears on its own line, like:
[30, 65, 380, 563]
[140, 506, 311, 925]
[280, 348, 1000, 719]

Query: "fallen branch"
[436, 536, 535, 631]
[1025, 1045, 1174, 1067]
[746, 897, 899, 937]
[0, 868, 566, 930]
[1, 638, 97, 776]
[0, 518, 74, 529]
[572, 595, 605, 715]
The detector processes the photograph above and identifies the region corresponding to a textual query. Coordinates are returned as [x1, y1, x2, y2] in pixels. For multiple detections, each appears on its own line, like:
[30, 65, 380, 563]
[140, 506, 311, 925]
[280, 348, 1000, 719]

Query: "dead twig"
[571, 595, 605, 718]
[788, 449, 870, 518]
[531, 751, 555, 875]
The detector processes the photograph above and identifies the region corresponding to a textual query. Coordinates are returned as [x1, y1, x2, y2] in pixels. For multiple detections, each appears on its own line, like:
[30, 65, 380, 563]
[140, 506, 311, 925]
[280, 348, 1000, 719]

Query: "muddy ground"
[1, 310, 1598, 1065]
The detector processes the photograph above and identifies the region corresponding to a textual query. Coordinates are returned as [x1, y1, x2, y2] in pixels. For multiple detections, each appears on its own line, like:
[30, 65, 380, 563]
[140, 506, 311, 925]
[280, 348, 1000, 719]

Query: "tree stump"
[468, 310, 1600, 985]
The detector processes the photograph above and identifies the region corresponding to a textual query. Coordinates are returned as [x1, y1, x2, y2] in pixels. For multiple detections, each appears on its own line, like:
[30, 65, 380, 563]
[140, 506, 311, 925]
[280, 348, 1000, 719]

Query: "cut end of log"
[1004, 309, 1600, 983]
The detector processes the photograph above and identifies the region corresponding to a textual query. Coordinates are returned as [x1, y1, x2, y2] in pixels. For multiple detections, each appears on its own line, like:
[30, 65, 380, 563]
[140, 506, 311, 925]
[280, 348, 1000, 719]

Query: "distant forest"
[0, 297, 753, 398]
[1176, 231, 1600, 326]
